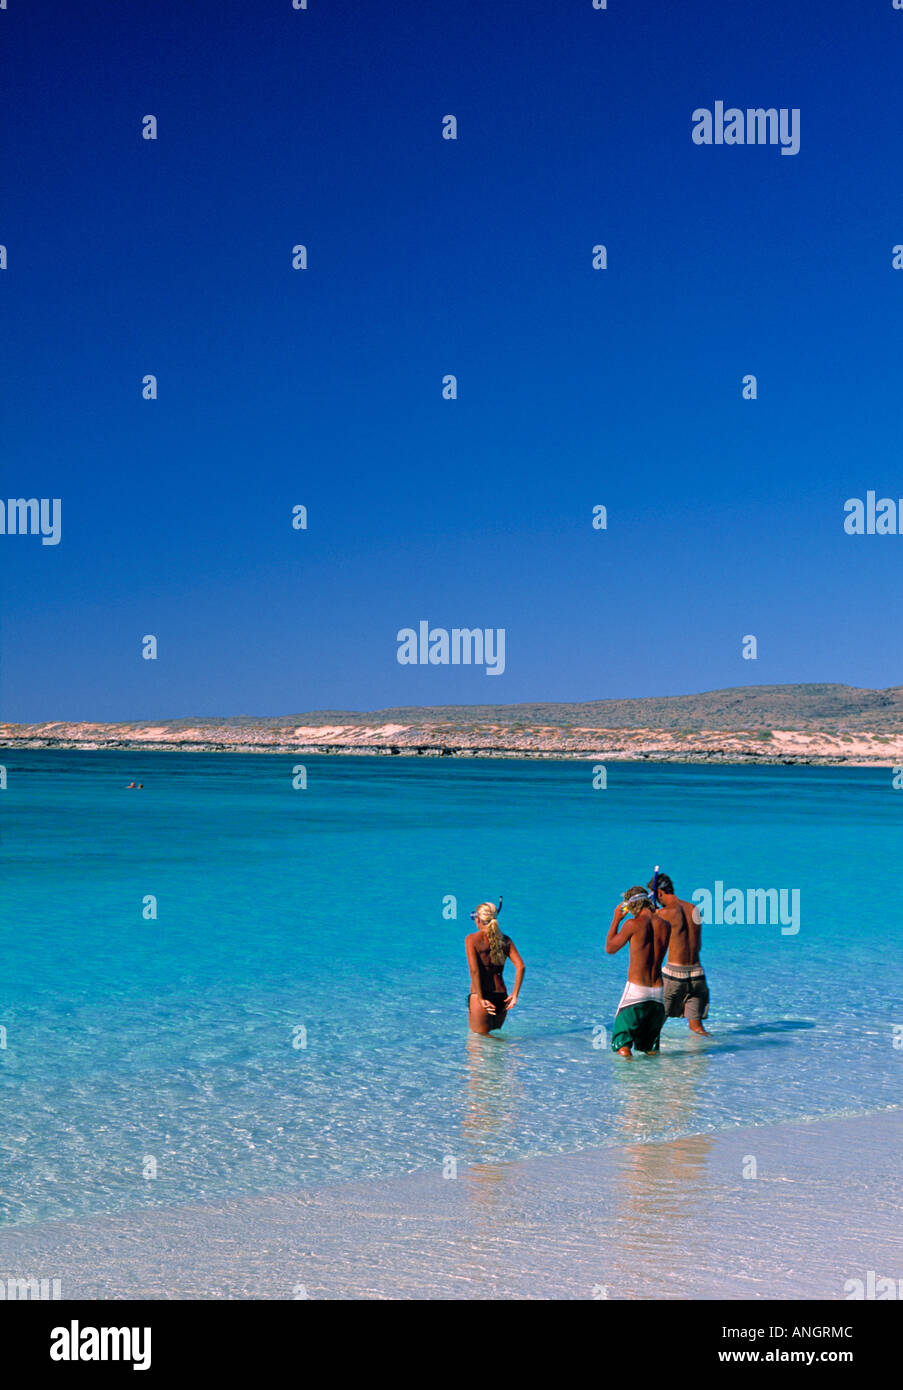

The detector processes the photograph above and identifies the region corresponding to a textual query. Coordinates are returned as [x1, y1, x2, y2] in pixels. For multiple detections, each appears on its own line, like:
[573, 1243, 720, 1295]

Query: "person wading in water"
[465, 901, 525, 1035]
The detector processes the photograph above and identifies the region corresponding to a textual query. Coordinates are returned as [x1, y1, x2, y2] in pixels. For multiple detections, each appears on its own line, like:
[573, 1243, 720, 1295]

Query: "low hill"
[148, 684, 903, 734]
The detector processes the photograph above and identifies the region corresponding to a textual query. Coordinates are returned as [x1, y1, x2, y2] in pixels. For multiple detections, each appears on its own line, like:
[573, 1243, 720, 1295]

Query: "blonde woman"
[465, 901, 525, 1035]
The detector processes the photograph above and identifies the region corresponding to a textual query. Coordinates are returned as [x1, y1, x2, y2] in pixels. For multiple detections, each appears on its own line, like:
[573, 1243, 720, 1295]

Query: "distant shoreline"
[6, 683, 903, 766]
[1, 735, 898, 767]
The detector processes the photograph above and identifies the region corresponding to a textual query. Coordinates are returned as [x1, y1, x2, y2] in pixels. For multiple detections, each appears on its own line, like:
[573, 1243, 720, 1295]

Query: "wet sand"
[1, 1109, 899, 1299]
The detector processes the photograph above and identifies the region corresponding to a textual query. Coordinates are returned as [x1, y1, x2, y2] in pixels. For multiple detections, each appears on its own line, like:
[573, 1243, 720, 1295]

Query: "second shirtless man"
[606, 887, 670, 1057]
[650, 871, 711, 1036]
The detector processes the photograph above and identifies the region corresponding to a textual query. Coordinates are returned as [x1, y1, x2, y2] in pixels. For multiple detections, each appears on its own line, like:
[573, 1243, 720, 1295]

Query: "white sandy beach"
[1, 1110, 899, 1300]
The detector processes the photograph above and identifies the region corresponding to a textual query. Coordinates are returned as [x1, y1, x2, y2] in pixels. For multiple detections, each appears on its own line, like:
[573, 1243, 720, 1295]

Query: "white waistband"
[617, 980, 664, 1011]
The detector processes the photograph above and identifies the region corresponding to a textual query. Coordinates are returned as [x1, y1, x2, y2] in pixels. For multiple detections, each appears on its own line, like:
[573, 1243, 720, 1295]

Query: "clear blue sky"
[2, 0, 902, 721]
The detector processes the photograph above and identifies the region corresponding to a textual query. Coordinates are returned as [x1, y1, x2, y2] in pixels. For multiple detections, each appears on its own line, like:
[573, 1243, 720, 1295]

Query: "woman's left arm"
[505, 939, 525, 1008]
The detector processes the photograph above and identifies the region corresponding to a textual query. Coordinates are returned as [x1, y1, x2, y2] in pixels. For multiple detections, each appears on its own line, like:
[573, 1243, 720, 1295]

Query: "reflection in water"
[460, 1032, 523, 1208]
[612, 1049, 710, 1144]
[454, 1028, 718, 1243]
[609, 1053, 713, 1274]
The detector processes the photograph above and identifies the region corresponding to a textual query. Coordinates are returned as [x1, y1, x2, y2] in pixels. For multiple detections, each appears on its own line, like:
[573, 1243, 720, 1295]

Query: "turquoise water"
[1, 752, 900, 1227]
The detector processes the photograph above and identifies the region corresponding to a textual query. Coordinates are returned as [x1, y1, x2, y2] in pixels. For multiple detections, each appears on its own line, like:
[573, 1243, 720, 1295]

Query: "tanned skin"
[655, 888, 710, 1035]
[605, 903, 670, 1056]
[465, 930, 525, 1036]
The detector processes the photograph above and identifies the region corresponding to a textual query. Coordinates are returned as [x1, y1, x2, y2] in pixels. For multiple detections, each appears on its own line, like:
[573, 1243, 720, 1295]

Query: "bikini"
[467, 934, 510, 1019]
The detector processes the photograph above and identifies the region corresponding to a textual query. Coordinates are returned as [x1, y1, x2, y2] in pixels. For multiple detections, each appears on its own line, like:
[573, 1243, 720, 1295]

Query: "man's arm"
[691, 901, 703, 953]
[606, 904, 634, 955]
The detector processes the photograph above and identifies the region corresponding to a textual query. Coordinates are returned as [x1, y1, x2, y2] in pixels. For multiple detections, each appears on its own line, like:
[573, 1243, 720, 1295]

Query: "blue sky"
[2, 0, 903, 721]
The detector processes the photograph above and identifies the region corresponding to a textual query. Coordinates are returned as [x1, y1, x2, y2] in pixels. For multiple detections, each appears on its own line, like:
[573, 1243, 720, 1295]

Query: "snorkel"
[470, 895, 503, 924]
[651, 865, 660, 910]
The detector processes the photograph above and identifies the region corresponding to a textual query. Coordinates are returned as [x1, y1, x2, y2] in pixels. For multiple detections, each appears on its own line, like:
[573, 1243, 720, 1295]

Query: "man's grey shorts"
[663, 964, 709, 1021]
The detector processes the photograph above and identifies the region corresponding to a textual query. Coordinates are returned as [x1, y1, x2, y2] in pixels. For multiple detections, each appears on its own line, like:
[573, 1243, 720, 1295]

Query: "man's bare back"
[656, 895, 702, 966]
[606, 889, 671, 1058]
[607, 906, 670, 983]
[650, 872, 711, 1036]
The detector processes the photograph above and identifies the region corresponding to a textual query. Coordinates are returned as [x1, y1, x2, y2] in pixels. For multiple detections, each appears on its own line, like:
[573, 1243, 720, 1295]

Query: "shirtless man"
[649, 871, 711, 1036]
[605, 887, 670, 1057]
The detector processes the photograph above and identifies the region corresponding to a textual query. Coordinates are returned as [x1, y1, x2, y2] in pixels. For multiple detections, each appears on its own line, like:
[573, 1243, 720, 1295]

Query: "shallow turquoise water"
[1, 752, 900, 1226]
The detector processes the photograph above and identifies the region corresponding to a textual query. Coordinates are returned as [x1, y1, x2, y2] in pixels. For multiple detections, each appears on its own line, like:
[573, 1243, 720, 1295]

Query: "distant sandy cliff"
[4, 685, 903, 765]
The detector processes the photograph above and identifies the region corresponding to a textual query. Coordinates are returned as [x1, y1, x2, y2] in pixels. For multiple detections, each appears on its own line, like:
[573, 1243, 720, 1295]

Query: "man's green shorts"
[611, 1000, 666, 1054]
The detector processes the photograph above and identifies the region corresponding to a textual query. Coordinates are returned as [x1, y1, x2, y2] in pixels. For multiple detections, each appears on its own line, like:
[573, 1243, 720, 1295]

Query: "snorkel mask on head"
[470, 894, 503, 924]
[621, 891, 649, 917]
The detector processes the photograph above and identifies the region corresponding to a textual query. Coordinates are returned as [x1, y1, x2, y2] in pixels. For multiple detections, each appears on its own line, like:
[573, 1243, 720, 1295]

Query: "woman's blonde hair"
[473, 902, 506, 967]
